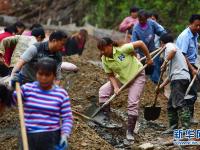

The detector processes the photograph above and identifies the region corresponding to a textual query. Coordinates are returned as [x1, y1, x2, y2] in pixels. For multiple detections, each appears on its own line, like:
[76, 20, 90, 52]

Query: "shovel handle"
[139, 47, 162, 62]
[92, 46, 166, 118]
[124, 30, 128, 41]
[16, 82, 29, 150]
[153, 61, 170, 106]
[185, 66, 200, 96]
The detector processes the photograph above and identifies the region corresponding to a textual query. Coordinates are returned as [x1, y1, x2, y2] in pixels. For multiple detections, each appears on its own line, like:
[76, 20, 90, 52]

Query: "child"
[157, 34, 191, 134]
[97, 37, 153, 141]
[13, 57, 73, 150]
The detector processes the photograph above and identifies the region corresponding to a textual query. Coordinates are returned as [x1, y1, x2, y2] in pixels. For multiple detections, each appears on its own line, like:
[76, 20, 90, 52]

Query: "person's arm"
[60, 91, 73, 139]
[119, 17, 132, 32]
[176, 35, 196, 75]
[184, 55, 197, 77]
[0, 36, 19, 64]
[161, 48, 176, 72]
[132, 40, 153, 65]
[0, 36, 19, 54]
[108, 73, 120, 95]
[152, 21, 167, 36]
[131, 27, 139, 42]
[157, 77, 170, 92]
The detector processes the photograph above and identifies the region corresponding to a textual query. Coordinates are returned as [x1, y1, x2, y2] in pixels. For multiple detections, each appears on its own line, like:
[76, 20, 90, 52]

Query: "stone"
[139, 143, 154, 150]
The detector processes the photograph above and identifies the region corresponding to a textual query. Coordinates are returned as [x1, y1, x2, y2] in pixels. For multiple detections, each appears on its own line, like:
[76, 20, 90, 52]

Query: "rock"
[139, 143, 154, 150]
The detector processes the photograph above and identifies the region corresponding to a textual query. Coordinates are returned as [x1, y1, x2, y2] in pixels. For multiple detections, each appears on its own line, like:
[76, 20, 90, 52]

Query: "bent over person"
[97, 37, 153, 142]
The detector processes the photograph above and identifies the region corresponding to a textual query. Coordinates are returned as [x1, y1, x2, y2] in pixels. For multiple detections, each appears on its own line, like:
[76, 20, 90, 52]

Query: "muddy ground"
[0, 36, 200, 150]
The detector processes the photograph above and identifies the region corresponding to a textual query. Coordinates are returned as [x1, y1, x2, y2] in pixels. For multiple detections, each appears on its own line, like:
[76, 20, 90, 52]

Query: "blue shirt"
[176, 27, 199, 64]
[131, 19, 166, 56]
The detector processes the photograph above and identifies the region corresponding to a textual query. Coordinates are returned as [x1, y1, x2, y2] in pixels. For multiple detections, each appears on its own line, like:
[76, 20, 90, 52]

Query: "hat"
[31, 27, 45, 39]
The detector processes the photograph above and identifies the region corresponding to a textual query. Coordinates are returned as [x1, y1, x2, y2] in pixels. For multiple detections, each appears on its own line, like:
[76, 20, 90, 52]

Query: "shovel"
[144, 65, 166, 121]
[72, 109, 122, 128]
[91, 46, 166, 118]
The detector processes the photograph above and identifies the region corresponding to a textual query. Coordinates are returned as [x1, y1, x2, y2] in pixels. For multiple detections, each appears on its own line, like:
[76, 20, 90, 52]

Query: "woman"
[97, 37, 153, 141]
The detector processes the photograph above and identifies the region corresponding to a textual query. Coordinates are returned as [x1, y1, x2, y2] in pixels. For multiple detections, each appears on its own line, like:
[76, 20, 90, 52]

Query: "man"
[176, 14, 200, 124]
[10, 30, 67, 86]
[158, 34, 191, 134]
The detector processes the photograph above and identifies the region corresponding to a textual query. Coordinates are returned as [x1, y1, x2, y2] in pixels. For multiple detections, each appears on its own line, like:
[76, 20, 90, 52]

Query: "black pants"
[21, 130, 60, 150]
[168, 79, 189, 109]
[0, 64, 11, 77]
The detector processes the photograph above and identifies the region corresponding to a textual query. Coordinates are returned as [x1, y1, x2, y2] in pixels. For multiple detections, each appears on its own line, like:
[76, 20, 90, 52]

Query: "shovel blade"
[144, 106, 161, 121]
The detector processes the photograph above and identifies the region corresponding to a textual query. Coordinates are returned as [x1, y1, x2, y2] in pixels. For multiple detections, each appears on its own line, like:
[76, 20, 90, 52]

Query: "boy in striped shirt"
[13, 57, 73, 150]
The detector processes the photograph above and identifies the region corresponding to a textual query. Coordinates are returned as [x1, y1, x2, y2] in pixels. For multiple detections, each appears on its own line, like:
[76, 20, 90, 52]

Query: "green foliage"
[86, 0, 200, 36]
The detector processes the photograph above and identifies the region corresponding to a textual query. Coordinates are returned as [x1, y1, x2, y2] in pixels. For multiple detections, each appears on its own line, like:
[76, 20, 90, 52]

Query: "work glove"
[55, 134, 68, 150]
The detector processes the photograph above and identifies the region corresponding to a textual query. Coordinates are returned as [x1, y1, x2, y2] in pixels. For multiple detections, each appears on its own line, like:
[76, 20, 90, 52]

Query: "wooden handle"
[124, 30, 128, 41]
[16, 82, 29, 150]
[139, 47, 162, 62]
[185, 66, 200, 96]
[153, 70, 165, 106]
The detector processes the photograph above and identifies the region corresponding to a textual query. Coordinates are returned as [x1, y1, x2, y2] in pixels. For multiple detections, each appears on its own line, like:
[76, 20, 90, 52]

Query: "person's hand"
[192, 68, 198, 78]
[155, 86, 160, 94]
[55, 134, 68, 150]
[127, 22, 134, 29]
[161, 63, 167, 72]
[155, 84, 164, 94]
[0, 56, 5, 65]
[146, 58, 153, 66]
[114, 87, 120, 95]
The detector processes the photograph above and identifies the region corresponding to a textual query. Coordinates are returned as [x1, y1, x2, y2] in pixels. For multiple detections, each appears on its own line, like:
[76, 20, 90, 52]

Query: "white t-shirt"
[164, 43, 190, 81]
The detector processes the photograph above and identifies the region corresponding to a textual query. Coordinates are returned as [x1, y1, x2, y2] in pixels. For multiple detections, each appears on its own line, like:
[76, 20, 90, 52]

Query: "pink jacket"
[119, 16, 138, 32]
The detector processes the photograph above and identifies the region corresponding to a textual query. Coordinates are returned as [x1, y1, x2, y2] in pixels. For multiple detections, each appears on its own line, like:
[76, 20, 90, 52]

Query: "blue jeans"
[150, 55, 162, 84]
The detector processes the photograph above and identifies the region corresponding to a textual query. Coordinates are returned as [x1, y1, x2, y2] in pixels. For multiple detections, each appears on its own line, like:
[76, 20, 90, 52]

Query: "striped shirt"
[13, 81, 73, 136]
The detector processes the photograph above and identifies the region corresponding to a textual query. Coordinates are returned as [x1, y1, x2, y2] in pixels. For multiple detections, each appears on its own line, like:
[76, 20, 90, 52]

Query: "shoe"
[190, 118, 199, 125]
[126, 115, 137, 141]
[126, 130, 135, 141]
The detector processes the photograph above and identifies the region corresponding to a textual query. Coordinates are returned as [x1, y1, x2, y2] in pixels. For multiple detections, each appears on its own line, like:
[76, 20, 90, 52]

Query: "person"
[0, 27, 45, 67]
[97, 37, 153, 141]
[119, 6, 140, 34]
[10, 30, 67, 86]
[131, 9, 167, 84]
[64, 29, 88, 56]
[22, 23, 43, 36]
[12, 57, 73, 150]
[0, 25, 16, 76]
[0, 25, 17, 64]
[150, 12, 161, 49]
[13, 21, 26, 35]
[157, 34, 191, 134]
[176, 14, 200, 124]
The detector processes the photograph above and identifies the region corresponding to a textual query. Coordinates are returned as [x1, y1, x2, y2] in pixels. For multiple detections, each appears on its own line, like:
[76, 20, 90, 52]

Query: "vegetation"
[86, 0, 200, 36]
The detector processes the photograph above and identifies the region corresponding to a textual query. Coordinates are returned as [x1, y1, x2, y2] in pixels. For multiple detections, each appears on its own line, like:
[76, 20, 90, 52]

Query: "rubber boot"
[178, 107, 191, 130]
[162, 110, 178, 134]
[99, 103, 111, 123]
[189, 105, 198, 124]
[126, 115, 137, 141]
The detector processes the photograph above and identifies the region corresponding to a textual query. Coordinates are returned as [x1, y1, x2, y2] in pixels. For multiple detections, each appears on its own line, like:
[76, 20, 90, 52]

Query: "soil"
[0, 36, 200, 150]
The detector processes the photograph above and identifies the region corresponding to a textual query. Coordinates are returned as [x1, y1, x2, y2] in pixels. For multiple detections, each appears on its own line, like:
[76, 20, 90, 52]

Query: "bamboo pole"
[16, 82, 29, 150]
